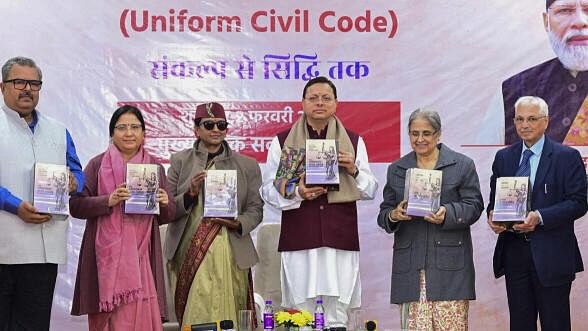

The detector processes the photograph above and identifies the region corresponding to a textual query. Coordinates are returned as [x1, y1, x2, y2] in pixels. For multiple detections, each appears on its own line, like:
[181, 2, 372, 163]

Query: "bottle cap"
[220, 320, 234, 330]
[265, 300, 272, 304]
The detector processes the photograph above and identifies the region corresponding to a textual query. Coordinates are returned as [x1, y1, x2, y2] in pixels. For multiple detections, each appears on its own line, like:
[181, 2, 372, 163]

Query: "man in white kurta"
[261, 76, 378, 328]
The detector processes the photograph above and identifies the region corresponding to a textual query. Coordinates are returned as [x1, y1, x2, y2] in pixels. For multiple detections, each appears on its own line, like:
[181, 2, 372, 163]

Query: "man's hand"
[108, 183, 130, 207]
[187, 171, 207, 198]
[389, 200, 412, 222]
[487, 210, 507, 234]
[208, 217, 241, 231]
[513, 211, 540, 233]
[338, 151, 357, 176]
[424, 206, 446, 225]
[17, 201, 51, 224]
[68, 170, 78, 193]
[297, 174, 328, 200]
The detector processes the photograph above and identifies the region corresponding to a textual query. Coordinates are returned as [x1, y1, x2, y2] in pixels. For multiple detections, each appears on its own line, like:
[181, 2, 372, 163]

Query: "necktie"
[515, 149, 533, 177]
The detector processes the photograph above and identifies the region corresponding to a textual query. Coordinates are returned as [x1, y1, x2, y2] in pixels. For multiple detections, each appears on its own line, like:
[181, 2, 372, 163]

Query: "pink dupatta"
[95, 144, 156, 312]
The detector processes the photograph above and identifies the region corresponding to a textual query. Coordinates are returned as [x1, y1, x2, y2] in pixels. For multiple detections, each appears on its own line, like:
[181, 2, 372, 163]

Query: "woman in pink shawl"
[70, 105, 176, 331]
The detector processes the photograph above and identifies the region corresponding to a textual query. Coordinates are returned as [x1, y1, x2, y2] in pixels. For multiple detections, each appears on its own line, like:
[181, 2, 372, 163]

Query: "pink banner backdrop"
[1, 1, 587, 330]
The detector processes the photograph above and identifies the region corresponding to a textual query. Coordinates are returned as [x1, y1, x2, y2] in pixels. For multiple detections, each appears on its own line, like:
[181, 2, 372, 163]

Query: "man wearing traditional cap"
[261, 76, 378, 328]
[163, 102, 263, 327]
[478, 0, 588, 145]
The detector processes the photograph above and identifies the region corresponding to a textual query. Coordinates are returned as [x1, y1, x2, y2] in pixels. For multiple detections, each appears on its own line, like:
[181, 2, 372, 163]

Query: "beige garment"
[167, 187, 248, 327]
[282, 114, 360, 203]
[399, 270, 469, 331]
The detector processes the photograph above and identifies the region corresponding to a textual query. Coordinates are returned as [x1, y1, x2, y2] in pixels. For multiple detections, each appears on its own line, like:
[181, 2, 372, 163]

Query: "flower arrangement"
[275, 309, 314, 328]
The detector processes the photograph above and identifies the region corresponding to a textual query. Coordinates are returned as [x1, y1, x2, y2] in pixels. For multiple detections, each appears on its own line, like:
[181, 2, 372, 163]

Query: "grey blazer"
[377, 143, 483, 303]
[164, 140, 263, 269]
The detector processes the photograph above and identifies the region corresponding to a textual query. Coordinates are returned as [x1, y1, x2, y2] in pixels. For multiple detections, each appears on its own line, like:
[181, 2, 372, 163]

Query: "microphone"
[183, 320, 234, 331]
[365, 320, 377, 331]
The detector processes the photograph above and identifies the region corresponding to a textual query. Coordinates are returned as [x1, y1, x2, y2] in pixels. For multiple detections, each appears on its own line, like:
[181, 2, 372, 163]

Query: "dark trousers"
[503, 233, 572, 331]
[0, 263, 58, 331]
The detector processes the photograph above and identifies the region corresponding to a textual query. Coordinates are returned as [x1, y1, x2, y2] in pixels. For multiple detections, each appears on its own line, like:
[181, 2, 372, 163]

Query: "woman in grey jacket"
[377, 108, 484, 330]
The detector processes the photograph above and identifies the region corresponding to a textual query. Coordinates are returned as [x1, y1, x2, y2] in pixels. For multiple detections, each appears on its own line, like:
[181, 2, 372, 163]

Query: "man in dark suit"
[487, 95, 588, 331]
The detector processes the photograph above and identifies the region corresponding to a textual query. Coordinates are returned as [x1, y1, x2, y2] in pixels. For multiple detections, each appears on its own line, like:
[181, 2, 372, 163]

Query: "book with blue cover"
[33, 162, 69, 216]
[203, 169, 238, 218]
[404, 168, 442, 217]
[305, 139, 339, 190]
[125, 163, 160, 215]
[492, 177, 529, 224]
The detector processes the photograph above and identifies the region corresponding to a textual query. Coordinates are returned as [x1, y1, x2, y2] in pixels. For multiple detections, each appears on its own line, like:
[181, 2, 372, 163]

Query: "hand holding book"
[17, 201, 52, 224]
[108, 183, 130, 207]
[156, 188, 169, 207]
[487, 211, 507, 234]
[187, 171, 207, 198]
[389, 200, 412, 222]
[68, 170, 78, 193]
[424, 206, 446, 225]
[512, 211, 540, 233]
[337, 150, 357, 176]
[298, 174, 328, 200]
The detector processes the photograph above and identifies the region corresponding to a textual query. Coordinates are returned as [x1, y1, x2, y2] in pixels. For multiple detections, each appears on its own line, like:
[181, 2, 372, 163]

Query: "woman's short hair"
[408, 108, 442, 133]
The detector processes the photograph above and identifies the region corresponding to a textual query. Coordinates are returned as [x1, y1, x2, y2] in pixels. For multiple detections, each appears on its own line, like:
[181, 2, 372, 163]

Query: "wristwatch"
[352, 168, 360, 178]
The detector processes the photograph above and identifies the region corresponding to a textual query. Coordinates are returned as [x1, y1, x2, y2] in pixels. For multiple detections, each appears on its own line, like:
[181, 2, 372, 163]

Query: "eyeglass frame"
[2, 79, 43, 91]
[113, 123, 143, 132]
[304, 95, 336, 104]
[409, 130, 438, 139]
[199, 120, 229, 131]
[513, 115, 547, 125]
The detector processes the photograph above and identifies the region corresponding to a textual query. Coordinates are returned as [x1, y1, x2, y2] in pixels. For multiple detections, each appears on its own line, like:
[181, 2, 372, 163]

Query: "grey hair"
[514, 96, 549, 116]
[1, 57, 42, 81]
[408, 108, 442, 133]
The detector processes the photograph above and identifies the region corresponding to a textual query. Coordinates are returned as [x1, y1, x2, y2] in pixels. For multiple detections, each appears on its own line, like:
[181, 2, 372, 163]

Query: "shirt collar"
[522, 134, 545, 156]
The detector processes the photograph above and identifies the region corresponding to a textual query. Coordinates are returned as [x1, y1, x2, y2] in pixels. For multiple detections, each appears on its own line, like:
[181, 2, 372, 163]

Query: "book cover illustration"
[305, 139, 339, 186]
[33, 162, 69, 215]
[204, 169, 238, 218]
[493, 177, 529, 223]
[125, 163, 160, 215]
[274, 146, 306, 199]
[403, 168, 443, 217]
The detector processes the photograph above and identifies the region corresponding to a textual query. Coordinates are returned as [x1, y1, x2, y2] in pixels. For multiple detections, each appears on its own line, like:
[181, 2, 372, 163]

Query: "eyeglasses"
[200, 120, 228, 131]
[305, 95, 335, 104]
[513, 116, 546, 124]
[114, 123, 143, 132]
[409, 130, 437, 138]
[3, 79, 43, 91]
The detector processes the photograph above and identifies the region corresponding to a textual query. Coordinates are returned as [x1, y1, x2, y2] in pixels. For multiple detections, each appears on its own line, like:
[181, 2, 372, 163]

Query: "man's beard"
[548, 29, 588, 71]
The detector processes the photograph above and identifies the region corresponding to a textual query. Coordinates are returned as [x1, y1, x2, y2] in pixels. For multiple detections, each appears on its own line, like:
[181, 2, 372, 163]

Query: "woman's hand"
[424, 206, 446, 225]
[156, 188, 169, 207]
[108, 183, 130, 207]
[389, 200, 412, 222]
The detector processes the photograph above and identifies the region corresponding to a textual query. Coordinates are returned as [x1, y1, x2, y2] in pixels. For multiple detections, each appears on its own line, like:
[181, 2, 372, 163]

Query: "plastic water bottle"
[263, 300, 274, 331]
[314, 298, 325, 331]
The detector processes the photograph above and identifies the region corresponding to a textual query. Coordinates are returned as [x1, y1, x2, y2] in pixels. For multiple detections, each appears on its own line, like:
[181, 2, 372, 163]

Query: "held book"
[33, 162, 69, 215]
[492, 176, 530, 224]
[403, 168, 443, 217]
[125, 163, 160, 215]
[203, 169, 238, 219]
[305, 139, 339, 190]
